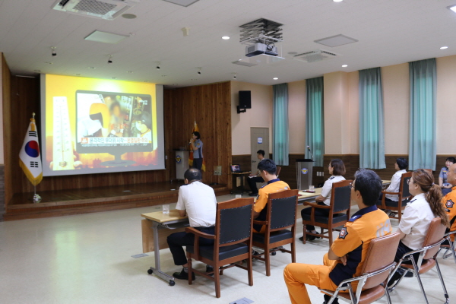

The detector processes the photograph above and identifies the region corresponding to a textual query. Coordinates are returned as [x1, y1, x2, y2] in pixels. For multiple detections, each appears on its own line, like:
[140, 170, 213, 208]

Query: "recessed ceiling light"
[122, 13, 137, 19]
[440, 46, 449, 50]
[273, 77, 278, 80]
[448, 5, 456, 13]
[342, 64, 348, 68]
[333, 0, 343, 2]
[84, 31, 128, 44]
[222, 36, 230, 40]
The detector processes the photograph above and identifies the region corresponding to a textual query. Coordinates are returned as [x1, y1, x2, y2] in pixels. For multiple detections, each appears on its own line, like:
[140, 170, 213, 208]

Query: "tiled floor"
[1, 194, 455, 304]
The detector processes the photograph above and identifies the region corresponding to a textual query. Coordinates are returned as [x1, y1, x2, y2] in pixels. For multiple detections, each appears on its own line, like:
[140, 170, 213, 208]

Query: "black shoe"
[404, 271, 414, 277]
[387, 270, 403, 288]
[306, 232, 320, 241]
[172, 269, 195, 280]
[249, 192, 258, 197]
[206, 265, 214, 276]
[324, 294, 339, 304]
[299, 236, 304, 242]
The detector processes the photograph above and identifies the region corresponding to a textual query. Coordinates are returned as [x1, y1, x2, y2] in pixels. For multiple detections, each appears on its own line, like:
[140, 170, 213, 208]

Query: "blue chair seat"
[253, 229, 292, 244]
[187, 243, 248, 261]
[302, 213, 347, 224]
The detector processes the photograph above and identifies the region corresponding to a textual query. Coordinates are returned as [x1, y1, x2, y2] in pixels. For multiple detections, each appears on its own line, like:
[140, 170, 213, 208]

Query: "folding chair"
[441, 230, 456, 263]
[322, 233, 401, 304]
[388, 218, 449, 304]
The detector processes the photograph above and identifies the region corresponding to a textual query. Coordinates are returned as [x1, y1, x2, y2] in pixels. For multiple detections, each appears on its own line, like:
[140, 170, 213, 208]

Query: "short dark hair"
[193, 131, 200, 139]
[257, 159, 276, 175]
[184, 168, 202, 182]
[110, 101, 121, 112]
[139, 111, 152, 129]
[396, 158, 408, 170]
[257, 150, 265, 157]
[330, 159, 346, 175]
[446, 157, 456, 164]
[354, 169, 383, 206]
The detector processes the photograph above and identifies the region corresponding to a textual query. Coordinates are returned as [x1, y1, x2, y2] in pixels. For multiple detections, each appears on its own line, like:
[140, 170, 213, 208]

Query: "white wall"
[382, 63, 409, 155]
[436, 55, 456, 154]
[288, 80, 306, 154]
[231, 81, 272, 155]
[230, 55, 456, 158]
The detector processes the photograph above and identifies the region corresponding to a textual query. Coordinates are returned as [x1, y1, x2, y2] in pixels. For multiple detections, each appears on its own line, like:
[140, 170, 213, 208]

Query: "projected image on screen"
[41, 74, 165, 177]
[76, 90, 153, 166]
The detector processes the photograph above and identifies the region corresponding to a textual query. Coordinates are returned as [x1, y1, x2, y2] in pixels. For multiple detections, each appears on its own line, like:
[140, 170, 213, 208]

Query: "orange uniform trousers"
[283, 253, 339, 304]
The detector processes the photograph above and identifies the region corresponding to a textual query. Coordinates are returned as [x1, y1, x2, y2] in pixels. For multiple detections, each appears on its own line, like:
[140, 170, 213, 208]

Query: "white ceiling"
[1, 0, 456, 87]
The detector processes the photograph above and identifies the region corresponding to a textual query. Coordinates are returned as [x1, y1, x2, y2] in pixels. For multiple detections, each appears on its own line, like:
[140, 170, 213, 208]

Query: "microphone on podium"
[307, 145, 313, 160]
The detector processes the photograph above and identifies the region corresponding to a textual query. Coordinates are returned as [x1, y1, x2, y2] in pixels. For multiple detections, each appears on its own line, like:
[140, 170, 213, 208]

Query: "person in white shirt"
[300, 159, 346, 241]
[166, 168, 217, 280]
[388, 169, 450, 286]
[378, 158, 408, 206]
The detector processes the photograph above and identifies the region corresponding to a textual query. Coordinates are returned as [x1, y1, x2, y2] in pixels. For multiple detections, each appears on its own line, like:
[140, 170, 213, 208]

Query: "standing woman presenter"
[190, 131, 203, 171]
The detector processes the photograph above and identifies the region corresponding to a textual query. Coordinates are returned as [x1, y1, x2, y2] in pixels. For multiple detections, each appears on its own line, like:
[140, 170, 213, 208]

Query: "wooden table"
[141, 209, 189, 286]
[230, 171, 252, 194]
[382, 180, 391, 188]
[298, 188, 322, 202]
[297, 180, 390, 203]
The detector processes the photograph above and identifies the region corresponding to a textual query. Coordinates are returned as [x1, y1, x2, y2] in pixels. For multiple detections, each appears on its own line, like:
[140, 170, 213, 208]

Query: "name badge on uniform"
[339, 227, 349, 239]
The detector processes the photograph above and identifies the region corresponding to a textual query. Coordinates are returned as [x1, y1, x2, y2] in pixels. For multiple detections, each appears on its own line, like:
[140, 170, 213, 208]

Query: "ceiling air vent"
[52, 0, 139, 20]
[293, 50, 338, 63]
[232, 60, 257, 67]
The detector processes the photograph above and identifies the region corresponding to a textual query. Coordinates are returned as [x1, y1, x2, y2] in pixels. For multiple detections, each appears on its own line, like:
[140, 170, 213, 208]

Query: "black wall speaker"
[239, 91, 251, 109]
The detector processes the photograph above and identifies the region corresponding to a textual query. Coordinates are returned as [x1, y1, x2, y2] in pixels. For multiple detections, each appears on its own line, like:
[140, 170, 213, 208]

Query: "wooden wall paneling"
[2, 54, 12, 207]
[163, 82, 232, 188]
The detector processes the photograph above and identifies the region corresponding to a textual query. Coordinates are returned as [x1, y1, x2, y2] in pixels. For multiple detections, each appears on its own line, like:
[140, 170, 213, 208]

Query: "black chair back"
[270, 196, 297, 229]
[333, 185, 351, 213]
[219, 204, 253, 245]
[402, 175, 411, 198]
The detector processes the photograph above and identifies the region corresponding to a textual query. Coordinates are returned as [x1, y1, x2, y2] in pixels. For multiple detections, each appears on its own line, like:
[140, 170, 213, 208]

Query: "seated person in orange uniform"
[253, 159, 290, 233]
[442, 163, 456, 244]
[283, 169, 392, 304]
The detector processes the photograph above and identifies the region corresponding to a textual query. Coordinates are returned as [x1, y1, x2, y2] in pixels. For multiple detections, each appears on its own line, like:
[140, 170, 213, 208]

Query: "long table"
[297, 180, 391, 203]
[141, 210, 189, 286]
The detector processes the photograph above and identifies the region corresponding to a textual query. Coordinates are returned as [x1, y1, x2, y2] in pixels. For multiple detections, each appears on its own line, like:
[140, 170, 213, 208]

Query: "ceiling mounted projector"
[240, 18, 283, 58]
[245, 43, 278, 57]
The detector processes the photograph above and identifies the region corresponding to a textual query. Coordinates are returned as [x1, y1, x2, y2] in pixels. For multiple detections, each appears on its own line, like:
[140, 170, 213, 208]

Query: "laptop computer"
[230, 164, 242, 172]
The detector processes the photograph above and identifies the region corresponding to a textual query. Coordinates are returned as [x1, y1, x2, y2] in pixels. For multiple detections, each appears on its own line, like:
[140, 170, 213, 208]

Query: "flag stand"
[33, 185, 41, 203]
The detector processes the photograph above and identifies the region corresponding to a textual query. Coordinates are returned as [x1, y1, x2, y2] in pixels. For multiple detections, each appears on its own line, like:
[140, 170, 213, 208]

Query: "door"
[251, 127, 269, 173]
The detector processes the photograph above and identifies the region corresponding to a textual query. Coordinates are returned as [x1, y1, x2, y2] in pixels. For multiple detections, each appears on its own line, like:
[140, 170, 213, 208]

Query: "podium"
[296, 159, 314, 191]
[174, 150, 189, 180]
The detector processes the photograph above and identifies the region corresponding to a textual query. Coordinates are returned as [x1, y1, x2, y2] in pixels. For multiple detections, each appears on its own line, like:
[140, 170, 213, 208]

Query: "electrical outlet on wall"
[214, 166, 222, 176]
